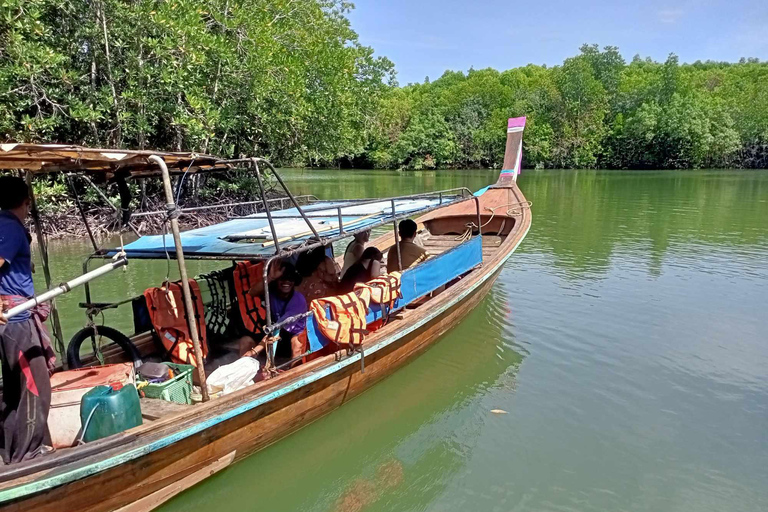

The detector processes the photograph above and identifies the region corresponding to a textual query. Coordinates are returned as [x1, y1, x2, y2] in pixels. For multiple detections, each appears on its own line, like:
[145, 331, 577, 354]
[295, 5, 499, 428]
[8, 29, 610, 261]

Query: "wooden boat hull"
[0, 183, 531, 512]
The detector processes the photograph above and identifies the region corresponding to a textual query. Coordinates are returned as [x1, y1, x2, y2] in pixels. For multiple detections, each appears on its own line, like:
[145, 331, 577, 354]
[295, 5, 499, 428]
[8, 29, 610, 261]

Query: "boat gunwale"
[0, 184, 531, 503]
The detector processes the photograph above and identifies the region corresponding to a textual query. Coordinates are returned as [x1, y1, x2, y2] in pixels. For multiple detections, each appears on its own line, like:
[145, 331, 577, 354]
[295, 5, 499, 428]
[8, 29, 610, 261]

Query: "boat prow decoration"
[498, 116, 526, 185]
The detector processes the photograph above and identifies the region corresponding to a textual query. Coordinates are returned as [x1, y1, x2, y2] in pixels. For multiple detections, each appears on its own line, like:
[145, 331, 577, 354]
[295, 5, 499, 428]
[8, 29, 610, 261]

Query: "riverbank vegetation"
[370, 49, 767, 170]
[1, 1, 766, 176]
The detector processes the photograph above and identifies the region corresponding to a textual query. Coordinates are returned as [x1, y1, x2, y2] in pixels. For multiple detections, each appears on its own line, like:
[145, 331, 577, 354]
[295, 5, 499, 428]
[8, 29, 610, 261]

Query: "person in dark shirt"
[339, 247, 383, 293]
[240, 262, 308, 368]
[0, 176, 54, 463]
[268, 263, 308, 363]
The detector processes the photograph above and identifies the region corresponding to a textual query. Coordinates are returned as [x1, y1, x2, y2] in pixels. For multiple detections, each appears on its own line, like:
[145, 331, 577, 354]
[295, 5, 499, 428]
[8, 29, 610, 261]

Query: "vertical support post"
[474, 197, 483, 237]
[149, 155, 209, 401]
[25, 172, 66, 365]
[438, 192, 443, 205]
[257, 158, 321, 240]
[83, 258, 93, 305]
[80, 175, 141, 237]
[262, 257, 276, 371]
[391, 199, 402, 271]
[337, 207, 344, 236]
[251, 159, 280, 254]
[67, 175, 99, 253]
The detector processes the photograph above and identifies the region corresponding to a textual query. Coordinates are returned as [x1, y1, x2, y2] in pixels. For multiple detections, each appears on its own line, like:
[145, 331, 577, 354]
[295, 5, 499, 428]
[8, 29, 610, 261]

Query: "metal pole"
[337, 207, 344, 236]
[79, 175, 141, 237]
[148, 155, 209, 401]
[25, 172, 66, 362]
[261, 258, 276, 371]
[391, 200, 402, 271]
[5, 258, 128, 320]
[67, 175, 99, 253]
[256, 158, 321, 240]
[474, 196, 483, 237]
[82, 258, 93, 305]
[251, 159, 280, 254]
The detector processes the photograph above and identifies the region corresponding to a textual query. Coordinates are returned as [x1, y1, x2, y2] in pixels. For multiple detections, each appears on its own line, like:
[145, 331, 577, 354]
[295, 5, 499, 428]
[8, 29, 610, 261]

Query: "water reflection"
[518, 169, 768, 278]
[161, 287, 524, 512]
[35, 169, 768, 512]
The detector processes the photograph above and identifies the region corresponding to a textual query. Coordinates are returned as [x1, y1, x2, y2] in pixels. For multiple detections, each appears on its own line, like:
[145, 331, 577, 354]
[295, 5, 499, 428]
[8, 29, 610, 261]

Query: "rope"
[455, 200, 532, 242]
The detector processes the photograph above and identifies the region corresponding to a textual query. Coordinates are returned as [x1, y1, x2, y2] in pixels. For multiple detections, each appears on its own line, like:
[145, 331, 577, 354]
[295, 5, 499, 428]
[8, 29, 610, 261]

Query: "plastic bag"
[205, 357, 260, 396]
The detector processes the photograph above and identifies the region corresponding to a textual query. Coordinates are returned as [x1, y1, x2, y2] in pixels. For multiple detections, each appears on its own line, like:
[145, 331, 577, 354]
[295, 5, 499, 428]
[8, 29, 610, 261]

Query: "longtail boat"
[0, 117, 531, 511]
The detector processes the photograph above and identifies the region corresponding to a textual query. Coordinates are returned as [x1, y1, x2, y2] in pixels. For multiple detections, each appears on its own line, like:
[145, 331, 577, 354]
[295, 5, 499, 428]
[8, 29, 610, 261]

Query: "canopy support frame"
[149, 155, 209, 402]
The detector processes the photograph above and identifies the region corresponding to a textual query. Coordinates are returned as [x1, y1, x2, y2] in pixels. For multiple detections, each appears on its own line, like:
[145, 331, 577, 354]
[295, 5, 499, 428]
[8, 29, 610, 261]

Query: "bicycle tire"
[67, 325, 143, 369]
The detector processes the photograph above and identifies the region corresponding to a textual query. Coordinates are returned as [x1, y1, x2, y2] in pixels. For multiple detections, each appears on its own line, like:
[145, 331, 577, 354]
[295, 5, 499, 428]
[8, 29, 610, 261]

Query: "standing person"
[0, 175, 54, 463]
[386, 219, 429, 273]
[339, 247, 383, 293]
[341, 230, 370, 275]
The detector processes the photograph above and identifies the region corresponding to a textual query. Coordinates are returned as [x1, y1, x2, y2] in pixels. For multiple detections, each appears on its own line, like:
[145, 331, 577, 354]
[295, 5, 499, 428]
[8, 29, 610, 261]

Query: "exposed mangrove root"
[33, 195, 274, 242]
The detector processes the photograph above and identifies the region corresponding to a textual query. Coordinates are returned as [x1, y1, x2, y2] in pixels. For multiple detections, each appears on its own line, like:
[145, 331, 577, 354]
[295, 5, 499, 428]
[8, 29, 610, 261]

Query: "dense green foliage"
[367, 47, 768, 169]
[1, 1, 766, 169]
[0, 0, 394, 164]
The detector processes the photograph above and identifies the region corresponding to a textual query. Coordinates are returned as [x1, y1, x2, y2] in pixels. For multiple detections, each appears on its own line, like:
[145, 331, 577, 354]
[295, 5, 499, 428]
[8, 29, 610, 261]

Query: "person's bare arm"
[351, 244, 364, 262]
[370, 259, 382, 278]
[248, 262, 284, 296]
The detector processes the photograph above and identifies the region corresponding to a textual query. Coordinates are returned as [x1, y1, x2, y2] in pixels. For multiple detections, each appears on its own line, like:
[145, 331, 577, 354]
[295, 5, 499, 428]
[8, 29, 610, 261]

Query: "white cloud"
[658, 8, 684, 24]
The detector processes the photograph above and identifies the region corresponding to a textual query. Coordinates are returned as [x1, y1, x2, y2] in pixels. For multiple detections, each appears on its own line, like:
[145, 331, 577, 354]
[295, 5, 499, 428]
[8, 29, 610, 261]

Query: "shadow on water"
[159, 285, 524, 512]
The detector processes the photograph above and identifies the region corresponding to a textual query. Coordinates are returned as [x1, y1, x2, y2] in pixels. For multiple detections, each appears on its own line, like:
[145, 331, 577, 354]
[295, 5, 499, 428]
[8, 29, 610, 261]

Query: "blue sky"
[348, 0, 768, 85]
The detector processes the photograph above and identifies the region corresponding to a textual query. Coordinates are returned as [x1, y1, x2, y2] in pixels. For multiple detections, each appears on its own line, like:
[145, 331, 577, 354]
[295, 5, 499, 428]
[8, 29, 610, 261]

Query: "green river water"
[36, 169, 768, 512]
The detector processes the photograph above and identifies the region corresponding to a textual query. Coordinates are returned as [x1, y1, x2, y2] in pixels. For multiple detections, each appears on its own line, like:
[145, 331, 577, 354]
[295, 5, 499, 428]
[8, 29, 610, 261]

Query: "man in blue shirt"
[0, 175, 53, 463]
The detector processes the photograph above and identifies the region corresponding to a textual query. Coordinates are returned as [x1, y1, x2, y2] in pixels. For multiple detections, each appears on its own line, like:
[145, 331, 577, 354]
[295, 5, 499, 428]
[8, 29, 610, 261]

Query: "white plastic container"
[48, 363, 135, 448]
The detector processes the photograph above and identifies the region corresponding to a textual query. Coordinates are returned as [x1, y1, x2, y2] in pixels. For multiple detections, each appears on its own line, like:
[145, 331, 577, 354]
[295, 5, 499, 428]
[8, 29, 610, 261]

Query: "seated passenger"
[341, 230, 370, 275]
[296, 245, 339, 300]
[241, 263, 308, 367]
[339, 247, 383, 293]
[238, 260, 283, 358]
[268, 264, 308, 365]
[386, 219, 429, 273]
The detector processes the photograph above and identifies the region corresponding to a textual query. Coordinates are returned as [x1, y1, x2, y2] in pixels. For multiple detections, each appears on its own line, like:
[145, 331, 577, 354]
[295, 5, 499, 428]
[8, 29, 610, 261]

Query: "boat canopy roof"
[105, 193, 470, 259]
[0, 143, 229, 178]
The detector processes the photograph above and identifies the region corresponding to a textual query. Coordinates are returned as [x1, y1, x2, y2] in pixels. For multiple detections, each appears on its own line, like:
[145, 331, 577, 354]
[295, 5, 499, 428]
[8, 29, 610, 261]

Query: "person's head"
[296, 246, 327, 277]
[354, 230, 370, 243]
[274, 262, 302, 297]
[398, 219, 418, 240]
[0, 176, 31, 220]
[360, 247, 382, 266]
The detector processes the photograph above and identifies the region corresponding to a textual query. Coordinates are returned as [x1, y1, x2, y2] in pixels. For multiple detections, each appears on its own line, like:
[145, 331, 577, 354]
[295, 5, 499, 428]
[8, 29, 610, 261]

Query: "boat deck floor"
[141, 398, 192, 422]
[420, 233, 504, 259]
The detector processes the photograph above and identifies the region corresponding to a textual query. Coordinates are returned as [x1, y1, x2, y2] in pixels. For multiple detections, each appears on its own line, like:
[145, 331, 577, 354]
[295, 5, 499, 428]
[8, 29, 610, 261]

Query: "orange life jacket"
[143, 279, 208, 367]
[310, 287, 371, 347]
[354, 272, 402, 312]
[233, 261, 268, 339]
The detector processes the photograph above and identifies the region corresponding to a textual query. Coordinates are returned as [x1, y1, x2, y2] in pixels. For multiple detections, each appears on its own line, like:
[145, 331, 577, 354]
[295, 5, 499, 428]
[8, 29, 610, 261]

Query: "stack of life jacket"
[354, 272, 402, 315]
[232, 261, 267, 340]
[310, 287, 371, 348]
[143, 279, 208, 367]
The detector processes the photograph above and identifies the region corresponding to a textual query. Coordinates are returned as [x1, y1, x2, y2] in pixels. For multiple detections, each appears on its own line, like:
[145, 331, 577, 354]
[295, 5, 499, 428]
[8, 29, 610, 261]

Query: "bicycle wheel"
[67, 325, 143, 369]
